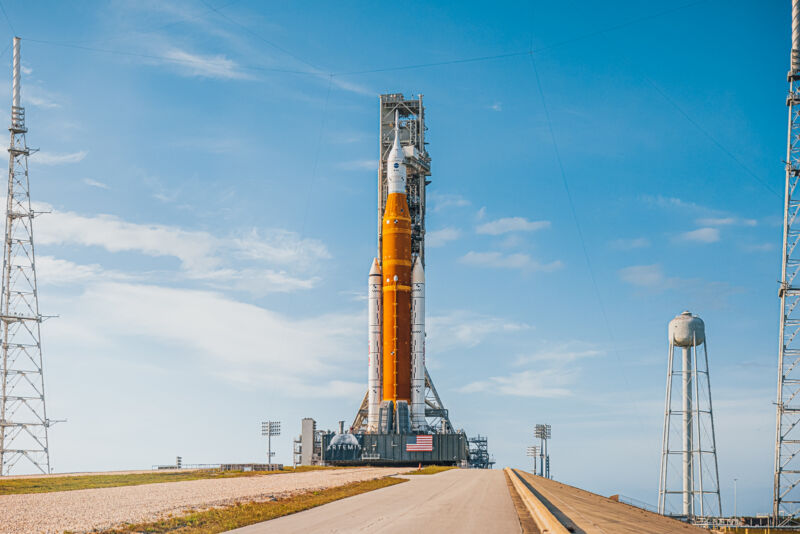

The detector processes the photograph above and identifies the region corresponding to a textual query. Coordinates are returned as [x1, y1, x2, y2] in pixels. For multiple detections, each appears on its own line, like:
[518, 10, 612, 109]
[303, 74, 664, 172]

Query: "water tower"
[658, 311, 722, 520]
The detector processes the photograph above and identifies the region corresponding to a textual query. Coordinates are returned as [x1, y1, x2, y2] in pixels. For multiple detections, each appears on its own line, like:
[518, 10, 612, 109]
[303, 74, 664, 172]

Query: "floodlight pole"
[262, 421, 280, 468]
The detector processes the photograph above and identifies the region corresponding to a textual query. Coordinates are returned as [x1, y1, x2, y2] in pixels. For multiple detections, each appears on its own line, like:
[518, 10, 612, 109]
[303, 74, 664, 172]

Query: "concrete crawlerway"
[230, 469, 521, 534]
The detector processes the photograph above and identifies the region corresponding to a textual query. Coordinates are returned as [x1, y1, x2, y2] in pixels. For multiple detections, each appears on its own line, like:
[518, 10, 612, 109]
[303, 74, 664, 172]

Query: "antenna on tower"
[658, 311, 721, 521]
[774, 0, 800, 523]
[0, 37, 56, 475]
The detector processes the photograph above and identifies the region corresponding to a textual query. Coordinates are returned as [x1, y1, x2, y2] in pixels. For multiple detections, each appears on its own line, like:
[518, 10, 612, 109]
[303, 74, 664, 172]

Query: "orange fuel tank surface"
[381, 191, 412, 403]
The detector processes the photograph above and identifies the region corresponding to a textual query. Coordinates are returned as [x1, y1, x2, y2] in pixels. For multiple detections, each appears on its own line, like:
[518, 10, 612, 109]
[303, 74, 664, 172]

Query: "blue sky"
[0, 0, 786, 516]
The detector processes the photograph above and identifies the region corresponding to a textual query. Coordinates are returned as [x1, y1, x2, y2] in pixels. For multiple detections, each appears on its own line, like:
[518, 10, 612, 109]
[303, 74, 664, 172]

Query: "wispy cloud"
[610, 237, 650, 250]
[489, 102, 502, 112]
[337, 159, 377, 171]
[52, 281, 364, 397]
[35, 151, 87, 165]
[460, 342, 601, 398]
[83, 178, 110, 190]
[427, 310, 530, 353]
[33, 203, 329, 293]
[427, 227, 460, 248]
[676, 227, 720, 244]
[163, 48, 249, 79]
[429, 193, 470, 212]
[476, 217, 550, 235]
[25, 86, 61, 109]
[697, 217, 757, 227]
[460, 369, 574, 398]
[618, 264, 666, 288]
[459, 251, 562, 272]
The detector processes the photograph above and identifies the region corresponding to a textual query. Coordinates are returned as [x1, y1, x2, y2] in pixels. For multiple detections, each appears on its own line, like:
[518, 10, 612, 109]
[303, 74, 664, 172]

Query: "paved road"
[515, 470, 707, 534]
[230, 469, 521, 534]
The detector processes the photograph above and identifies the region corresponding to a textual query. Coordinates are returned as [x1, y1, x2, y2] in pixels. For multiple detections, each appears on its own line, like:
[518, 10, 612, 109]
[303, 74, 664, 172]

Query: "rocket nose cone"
[369, 258, 382, 276]
[412, 257, 425, 283]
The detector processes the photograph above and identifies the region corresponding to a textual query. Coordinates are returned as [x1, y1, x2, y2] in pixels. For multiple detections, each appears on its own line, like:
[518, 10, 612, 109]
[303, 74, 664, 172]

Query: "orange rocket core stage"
[381, 191, 412, 403]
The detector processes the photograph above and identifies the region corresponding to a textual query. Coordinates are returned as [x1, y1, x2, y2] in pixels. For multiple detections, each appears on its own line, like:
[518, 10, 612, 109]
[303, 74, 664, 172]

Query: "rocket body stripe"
[411, 258, 426, 430]
[367, 259, 382, 432]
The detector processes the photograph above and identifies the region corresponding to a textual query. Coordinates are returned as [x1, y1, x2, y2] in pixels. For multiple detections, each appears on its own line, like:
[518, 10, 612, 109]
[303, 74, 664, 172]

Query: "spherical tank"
[668, 311, 705, 347]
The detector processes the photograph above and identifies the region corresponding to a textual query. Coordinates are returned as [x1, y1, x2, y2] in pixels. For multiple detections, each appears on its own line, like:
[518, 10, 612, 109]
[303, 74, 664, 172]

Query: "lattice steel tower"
[775, 0, 800, 521]
[0, 37, 52, 475]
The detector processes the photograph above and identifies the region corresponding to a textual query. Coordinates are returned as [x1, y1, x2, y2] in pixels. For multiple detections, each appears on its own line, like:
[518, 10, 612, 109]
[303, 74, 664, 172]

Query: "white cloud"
[427, 310, 530, 353]
[513, 344, 602, 366]
[676, 227, 720, 243]
[337, 159, 377, 171]
[33, 204, 328, 293]
[611, 237, 650, 250]
[697, 217, 757, 227]
[163, 48, 249, 80]
[459, 251, 562, 272]
[50, 281, 363, 397]
[476, 217, 550, 235]
[618, 264, 665, 287]
[34, 151, 87, 166]
[460, 342, 601, 398]
[36, 256, 132, 286]
[429, 193, 470, 212]
[83, 178, 110, 190]
[427, 227, 460, 248]
[460, 369, 573, 398]
[489, 102, 502, 112]
[25, 86, 60, 109]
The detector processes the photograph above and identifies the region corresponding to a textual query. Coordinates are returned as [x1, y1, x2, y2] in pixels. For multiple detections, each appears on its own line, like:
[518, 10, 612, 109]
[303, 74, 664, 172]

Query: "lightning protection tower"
[0, 38, 53, 475]
[658, 311, 721, 520]
[774, 0, 800, 524]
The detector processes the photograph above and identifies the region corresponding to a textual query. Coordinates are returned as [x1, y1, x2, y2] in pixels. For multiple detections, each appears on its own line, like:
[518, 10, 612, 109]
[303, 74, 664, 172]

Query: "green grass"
[0, 465, 344, 495]
[406, 465, 458, 475]
[100, 477, 407, 534]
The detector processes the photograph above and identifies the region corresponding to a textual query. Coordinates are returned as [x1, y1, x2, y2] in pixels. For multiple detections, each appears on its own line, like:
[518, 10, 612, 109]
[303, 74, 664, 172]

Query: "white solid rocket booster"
[411, 256, 426, 430]
[367, 258, 382, 432]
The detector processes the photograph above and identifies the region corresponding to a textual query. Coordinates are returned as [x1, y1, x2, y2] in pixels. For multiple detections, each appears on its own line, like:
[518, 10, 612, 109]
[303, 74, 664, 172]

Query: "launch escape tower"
[659, 312, 721, 520]
[0, 38, 53, 476]
[352, 94, 452, 435]
[775, 0, 800, 523]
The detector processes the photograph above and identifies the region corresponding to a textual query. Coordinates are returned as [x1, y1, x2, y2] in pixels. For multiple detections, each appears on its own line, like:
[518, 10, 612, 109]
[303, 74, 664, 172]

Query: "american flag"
[406, 435, 433, 452]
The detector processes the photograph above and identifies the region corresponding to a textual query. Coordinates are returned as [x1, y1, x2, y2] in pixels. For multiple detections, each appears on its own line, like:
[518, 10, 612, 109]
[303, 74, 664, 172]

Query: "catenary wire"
[0, 0, 14, 36]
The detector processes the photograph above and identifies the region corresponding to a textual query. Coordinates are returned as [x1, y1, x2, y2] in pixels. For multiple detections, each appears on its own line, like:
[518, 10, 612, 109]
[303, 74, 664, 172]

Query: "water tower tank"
[668, 311, 705, 347]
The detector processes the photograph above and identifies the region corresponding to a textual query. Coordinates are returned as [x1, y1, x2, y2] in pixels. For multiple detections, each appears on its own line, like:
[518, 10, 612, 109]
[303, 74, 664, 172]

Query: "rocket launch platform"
[322, 94, 485, 468]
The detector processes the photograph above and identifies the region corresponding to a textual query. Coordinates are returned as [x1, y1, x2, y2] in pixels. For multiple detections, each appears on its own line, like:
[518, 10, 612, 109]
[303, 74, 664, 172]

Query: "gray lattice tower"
[775, 0, 800, 522]
[0, 37, 51, 476]
[658, 312, 721, 520]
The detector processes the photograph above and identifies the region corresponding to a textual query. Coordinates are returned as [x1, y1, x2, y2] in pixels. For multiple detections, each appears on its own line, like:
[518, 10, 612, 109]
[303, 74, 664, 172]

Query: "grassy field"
[99, 477, 407, 534]
[0, 466, 343, 495]
[406, 465, 458, 475]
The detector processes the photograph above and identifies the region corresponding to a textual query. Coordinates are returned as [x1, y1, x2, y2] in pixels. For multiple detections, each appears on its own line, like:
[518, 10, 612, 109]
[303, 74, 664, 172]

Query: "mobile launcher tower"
[322, 94, 477, 466]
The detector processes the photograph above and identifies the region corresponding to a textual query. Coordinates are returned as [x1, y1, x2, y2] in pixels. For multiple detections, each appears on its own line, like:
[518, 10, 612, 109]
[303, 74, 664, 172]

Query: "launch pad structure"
[322, 94, 485, 467]
[351, 94, 452, 437]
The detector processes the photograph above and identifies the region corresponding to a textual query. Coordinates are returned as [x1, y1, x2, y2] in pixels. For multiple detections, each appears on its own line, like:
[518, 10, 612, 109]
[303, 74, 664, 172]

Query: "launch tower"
[325, 94, 476, 467]
[352, 94, 452, 435]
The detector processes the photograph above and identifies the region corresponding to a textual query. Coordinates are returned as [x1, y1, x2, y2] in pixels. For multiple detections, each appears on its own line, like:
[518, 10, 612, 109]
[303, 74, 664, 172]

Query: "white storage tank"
[668, 310, 705, 347]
